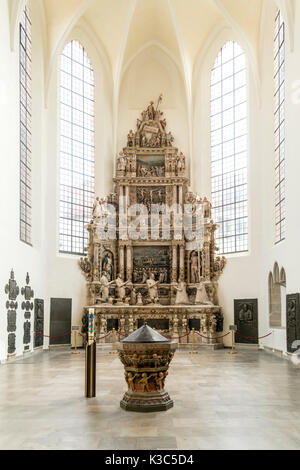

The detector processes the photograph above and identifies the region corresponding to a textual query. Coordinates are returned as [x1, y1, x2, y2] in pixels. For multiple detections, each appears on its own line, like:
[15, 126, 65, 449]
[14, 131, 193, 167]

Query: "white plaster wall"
[0, 0, 48, 362]
[118, 45, 189, 161]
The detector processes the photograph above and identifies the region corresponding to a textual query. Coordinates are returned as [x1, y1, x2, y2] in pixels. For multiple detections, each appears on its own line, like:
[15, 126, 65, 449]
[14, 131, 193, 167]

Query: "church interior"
[1, 0, 300, 451]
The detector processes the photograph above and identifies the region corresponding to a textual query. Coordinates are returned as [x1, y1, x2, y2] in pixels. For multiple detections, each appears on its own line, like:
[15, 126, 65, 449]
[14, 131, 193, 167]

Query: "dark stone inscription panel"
[234, 299, 258, 344]
[107, 318, 119, 331]
[138, 318, 169, 330]
[5, 269, 19, 355]
[188, 319, 200, 331]
[34, 299, 44, 348]
[50, 298, 72, 345]
[287, 294, 300, 353]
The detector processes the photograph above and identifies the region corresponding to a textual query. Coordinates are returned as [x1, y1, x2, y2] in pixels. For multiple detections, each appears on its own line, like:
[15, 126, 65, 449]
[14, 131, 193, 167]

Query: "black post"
[85, 341, 96, 398]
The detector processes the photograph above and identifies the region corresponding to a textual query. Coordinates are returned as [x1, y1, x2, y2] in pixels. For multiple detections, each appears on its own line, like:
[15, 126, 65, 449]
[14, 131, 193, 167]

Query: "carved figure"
[115, 274, 129, 301]
[146, 273, 159, 303]
[100, 272, 114, 302]
[195, 279, 213, 305]
[147, 101, 155, 120]
[174, 278, 190, 305]
[191, 252, 200, 283]
[126, 372, 139, 392]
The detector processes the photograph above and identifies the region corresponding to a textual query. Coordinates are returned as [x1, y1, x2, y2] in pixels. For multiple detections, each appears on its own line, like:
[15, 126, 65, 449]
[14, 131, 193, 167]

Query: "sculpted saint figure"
[195, 279, 213, 305]
[146, 273, 159, 303]
[100, 272, 114, 302]
[147, 101, 155, 120]
[191, 252, 200, 283]
[174, 278, 190, 305]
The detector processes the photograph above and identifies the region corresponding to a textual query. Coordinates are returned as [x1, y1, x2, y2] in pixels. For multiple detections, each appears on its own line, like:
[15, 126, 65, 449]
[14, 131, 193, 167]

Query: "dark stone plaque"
[138, 318, 169, 330]
[107, 318, 119, 331]
[188, 319, 200, 331]
[286, 294, 300, 353]
[234, 299, 258, 344]
[34, 299, 44, 348]
[216, 313, 224, 333]
[50, 298, 72, 345]
[5, 269, 19, 355]
[21, 273, 34, 350]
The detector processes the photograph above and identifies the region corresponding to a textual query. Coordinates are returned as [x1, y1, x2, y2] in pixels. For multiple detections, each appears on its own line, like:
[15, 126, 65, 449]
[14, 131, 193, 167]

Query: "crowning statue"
[79, 96, 227, 348]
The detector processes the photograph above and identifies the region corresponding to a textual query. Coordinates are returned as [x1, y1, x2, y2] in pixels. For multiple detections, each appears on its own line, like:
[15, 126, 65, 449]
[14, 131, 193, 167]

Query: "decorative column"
[126, 245, 132, 282]
[172, 244, 178, 283]
[179, 245, 185, 279]
[125, 186, 130, 207]
[173, 185, 177, 205]
[93, 243, 99, 281]
[119, 245, 125, 279]
[179, 185, 183, 207]
[203, 241, 210, 281]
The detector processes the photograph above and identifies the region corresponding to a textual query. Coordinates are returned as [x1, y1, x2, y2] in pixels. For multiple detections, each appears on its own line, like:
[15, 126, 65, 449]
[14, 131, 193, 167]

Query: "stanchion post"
[72, 330, 80, 355]
[229, 325, 237, 355]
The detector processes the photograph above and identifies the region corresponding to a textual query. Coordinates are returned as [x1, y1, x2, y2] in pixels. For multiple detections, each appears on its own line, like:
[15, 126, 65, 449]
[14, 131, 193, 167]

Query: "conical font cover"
[121, 324, 169, 343]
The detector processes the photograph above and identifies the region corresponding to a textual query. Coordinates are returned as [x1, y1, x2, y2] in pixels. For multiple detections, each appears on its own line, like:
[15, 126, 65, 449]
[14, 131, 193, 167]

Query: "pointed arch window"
[20, 5, 32, 244]
[274, 11, 285, 243]
[210, 41, 248, 254]
[59, 41, 95, 255]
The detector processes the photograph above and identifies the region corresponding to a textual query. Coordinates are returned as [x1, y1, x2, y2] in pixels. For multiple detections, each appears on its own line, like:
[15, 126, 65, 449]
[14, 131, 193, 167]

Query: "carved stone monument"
[79, 97, 226, 349]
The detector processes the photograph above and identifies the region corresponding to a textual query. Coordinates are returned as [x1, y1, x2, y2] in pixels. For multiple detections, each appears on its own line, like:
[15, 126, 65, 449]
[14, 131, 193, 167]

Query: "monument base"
[120, 390, 173, 412]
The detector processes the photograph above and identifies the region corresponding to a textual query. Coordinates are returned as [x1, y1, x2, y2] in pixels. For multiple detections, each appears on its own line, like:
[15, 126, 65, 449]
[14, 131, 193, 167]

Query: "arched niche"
[269, 263, 287, 328]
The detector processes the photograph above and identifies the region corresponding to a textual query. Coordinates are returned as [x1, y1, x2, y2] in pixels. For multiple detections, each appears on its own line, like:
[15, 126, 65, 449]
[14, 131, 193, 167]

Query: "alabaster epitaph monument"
[79, 96, 226, 348]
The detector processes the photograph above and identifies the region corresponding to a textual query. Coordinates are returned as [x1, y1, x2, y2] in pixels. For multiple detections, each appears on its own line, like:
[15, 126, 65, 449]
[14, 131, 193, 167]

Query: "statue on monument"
[174, 278, 190, 305]
[115, 274, 130, 302]
[100, 272, 114, 303]
[146, 273, 160, 303]
[195, 279, 213, 305]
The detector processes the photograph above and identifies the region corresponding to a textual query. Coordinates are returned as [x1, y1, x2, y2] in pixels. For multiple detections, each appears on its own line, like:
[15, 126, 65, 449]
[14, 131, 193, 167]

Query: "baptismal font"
[79, 96, 226, 349]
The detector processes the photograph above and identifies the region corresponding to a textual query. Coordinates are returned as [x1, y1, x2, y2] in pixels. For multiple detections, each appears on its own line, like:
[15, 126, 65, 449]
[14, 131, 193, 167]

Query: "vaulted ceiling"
[9, 0, 295, 95]
[42, 0, 265, 82]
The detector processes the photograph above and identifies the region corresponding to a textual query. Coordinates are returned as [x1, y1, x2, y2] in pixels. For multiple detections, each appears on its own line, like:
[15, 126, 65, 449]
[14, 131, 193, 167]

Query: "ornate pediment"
[126, 95, 174, 149]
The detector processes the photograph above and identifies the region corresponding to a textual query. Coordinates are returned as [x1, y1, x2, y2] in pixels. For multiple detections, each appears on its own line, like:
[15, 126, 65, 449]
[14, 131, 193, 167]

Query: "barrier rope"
[235, 331, 273, 340]
[162, 332, 191, 340]
[34, 328, 273, 343]
[195, 331, 231, 340]
[34, 331, 71, 339]
[95, 331, 112, 342]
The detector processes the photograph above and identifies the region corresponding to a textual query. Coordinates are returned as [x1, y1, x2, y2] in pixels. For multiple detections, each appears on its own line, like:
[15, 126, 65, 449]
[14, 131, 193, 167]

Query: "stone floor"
[0, 347, 300, 450]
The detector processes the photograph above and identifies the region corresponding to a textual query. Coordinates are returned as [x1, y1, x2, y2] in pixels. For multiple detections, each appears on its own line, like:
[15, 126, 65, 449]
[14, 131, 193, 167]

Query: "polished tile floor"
[0, 347, 300, 450]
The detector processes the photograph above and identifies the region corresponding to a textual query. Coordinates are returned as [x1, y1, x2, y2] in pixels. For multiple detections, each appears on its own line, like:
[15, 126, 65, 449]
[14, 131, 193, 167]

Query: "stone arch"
[269, 263, 287, 327]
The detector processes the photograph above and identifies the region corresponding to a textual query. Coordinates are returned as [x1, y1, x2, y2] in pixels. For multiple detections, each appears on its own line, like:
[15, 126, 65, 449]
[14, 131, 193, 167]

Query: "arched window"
[20, 5, 32, 245]
[274, 11, 285, 243]
[59, 41, 95, 255]
[210, 41, 248, 254]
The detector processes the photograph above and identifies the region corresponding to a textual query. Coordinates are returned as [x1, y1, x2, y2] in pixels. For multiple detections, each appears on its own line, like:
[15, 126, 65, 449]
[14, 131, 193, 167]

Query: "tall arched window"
[274, 11, 285, 243]
[59, 41, 95, 255]
[210, 41, 248, 254]
[20, 5, 32, 245]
